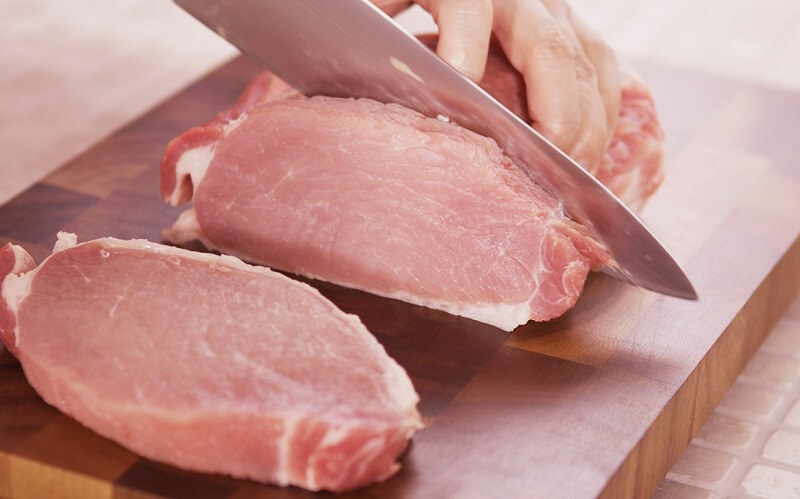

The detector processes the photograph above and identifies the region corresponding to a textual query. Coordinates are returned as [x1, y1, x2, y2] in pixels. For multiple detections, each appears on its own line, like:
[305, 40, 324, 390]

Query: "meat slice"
[0, 233, 421, 492]
[162, 88, 610, 331]
[594, 68, 666, 210]
[160, 39, 667, 331]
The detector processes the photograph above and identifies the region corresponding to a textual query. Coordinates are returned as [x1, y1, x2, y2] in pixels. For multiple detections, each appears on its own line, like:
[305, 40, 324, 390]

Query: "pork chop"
[0, 233, 421, 492]
[160, 42, 664, 330]
[162, 88, 610, 331]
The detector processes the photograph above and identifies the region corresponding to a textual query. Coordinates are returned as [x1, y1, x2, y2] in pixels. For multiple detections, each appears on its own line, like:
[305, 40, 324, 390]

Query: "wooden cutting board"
[1, 56, 798, 499]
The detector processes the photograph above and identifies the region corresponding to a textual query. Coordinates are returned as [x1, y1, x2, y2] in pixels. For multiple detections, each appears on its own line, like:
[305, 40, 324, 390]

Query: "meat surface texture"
[0, 233, 421, 492]
[162, 86, 610, 331]
[161, 42, 664, 331]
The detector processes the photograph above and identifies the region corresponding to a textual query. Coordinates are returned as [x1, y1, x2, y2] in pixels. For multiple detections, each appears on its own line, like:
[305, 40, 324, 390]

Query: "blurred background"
[2, 1, 799, 497]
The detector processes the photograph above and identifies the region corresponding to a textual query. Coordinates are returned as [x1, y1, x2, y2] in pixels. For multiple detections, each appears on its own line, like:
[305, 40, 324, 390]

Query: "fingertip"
[433, 0, 493, 82]
[437, 45, 483, 82]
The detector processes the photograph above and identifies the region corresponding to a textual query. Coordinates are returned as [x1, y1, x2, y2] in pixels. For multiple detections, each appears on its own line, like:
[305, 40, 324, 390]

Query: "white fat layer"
[2, 264, 37, 349]
[167, 112, 247, 206]
[2, 232, 80, 346]
[319, 426, 351, 448]
[224, 112, 247, 135]
[276, 415, 296, 486]
[389, 290, 532, 332]
[54, 231, 78, 252]
[2, 271, 37, 348]
[170, 144, 214, 205]
[162, 208, 208, 245]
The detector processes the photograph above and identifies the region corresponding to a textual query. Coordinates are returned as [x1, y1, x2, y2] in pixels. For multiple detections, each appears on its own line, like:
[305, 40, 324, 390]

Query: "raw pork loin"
[162, 88, 610, 331]
[422, 35, 666, 211]
[0, 233, 421, 492]
[161, 44, 664, 331]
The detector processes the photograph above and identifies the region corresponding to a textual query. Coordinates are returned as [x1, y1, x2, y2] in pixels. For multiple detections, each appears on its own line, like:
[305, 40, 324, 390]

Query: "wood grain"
[0, 56, 798, 498]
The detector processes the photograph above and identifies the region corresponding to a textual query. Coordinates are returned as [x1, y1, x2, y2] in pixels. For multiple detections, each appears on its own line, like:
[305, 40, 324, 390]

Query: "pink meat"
[162, 89, 610, 331]
[161, 71, 300, 206]
[0, 233, 421, 492]
[160, 39, 665, 330]
[594, 68, 666, 210]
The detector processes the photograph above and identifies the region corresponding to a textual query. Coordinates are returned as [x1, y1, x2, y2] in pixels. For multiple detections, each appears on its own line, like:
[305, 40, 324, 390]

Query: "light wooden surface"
[2, 1, 800, 498]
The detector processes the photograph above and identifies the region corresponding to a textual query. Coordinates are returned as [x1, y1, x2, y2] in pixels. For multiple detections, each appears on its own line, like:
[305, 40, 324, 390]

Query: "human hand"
[373, 0, 620, 173]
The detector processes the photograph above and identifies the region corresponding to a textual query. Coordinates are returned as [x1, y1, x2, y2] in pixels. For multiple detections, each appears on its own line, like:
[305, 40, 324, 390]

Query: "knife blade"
[174, 0, 697, 300]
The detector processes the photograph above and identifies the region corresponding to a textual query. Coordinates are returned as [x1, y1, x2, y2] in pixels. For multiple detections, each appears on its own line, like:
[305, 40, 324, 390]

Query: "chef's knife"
[174, 0, 698, 300]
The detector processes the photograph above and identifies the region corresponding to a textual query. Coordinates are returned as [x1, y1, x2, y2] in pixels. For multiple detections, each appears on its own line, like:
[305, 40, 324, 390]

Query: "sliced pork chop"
[162, 89, 611, 331]
[160, 42, 664, 331]
[160, 38, 669, 331]
[0, 233, 421, 492]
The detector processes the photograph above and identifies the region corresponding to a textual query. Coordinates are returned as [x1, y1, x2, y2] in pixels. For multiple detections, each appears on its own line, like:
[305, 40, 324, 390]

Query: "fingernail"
[441, 49, 481, 82]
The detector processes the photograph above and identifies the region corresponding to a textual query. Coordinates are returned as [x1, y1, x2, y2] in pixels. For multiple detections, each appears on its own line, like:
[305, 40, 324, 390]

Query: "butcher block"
[1, 56, 799, 498]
